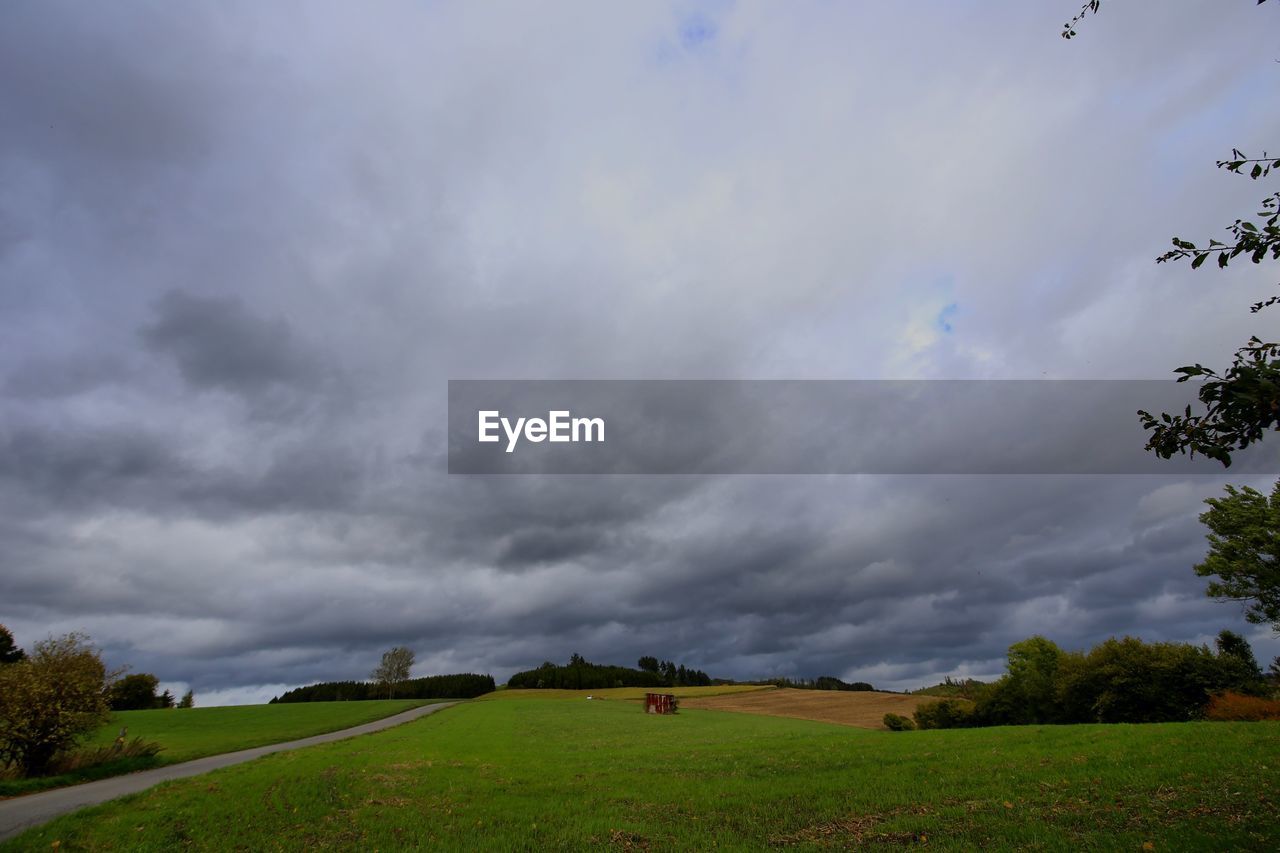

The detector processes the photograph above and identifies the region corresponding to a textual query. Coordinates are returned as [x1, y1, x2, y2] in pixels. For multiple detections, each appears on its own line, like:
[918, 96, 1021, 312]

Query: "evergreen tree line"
[507, 654, 712, 690]
[270, 672, 495, 703]
[907, 631, 1273, 729]
[762, 676, 876, 692]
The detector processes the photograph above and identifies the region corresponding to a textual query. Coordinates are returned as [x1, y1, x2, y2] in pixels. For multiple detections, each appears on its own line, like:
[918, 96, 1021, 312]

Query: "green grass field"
[0, 700, 428, 798]
[8, 698, 1278, 850]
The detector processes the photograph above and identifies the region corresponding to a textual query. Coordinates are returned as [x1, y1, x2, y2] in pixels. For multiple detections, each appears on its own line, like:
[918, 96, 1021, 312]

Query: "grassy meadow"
[7, 696, 1278, 850]
[0, 700, 428, 798]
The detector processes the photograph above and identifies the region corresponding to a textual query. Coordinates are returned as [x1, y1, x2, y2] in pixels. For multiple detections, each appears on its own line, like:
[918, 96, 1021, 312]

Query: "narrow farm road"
[0, 701, 456, 843]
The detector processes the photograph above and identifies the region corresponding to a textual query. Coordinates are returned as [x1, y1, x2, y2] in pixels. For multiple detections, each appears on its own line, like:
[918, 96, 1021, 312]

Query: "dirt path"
[682, 688, 932, 729]
[0, 701, 456, 843]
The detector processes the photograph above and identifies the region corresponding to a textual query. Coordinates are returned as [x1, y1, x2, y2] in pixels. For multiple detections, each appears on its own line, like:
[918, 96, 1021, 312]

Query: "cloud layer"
[2, 1, 1279, 703]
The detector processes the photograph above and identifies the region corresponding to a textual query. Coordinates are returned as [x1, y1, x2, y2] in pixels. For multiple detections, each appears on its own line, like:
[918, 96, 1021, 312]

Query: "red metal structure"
[644, 693, 676, 714]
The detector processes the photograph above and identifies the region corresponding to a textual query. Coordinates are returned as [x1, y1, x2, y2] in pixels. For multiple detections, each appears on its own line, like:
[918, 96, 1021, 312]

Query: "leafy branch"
[1064, 0, 1269, 40]
[1140, 150, 1280, 466]
[1157, 151, 1280, 304]
[1139, 338, 1280, 467]
[1061, 1, 1101, 40]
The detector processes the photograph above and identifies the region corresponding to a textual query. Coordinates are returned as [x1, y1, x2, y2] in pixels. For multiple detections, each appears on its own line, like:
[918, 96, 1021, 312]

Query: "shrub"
[48, 737, 164, 773]
[913, 698, 974, 730]
[1205, 690, 1280, 721]
[0, 633, 113, 776]
[883, 713, 916, 731]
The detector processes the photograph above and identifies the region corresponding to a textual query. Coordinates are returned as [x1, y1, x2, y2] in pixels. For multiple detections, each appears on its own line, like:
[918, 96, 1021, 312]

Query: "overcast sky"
[3, 1, 1279, 705]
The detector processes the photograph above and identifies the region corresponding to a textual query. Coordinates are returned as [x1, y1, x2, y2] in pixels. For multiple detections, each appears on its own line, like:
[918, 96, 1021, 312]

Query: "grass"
[9, 698, 1278, 850]
[0, 699, 429, 798]
[0, 755, 164, 800]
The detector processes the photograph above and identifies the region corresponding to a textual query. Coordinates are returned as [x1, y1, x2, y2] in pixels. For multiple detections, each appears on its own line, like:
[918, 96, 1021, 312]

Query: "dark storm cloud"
[140, 290, 333, 418]
[0, 426, 184, 510]
[2, 1, 1279, 703]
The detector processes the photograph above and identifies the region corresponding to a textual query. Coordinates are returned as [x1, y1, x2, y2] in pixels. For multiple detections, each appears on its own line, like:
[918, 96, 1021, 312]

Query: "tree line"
[270, 672, 495, 703]
[893, 630, 1277, 731]
[507, 654, 713, 690]
[762, 676, 875, 692]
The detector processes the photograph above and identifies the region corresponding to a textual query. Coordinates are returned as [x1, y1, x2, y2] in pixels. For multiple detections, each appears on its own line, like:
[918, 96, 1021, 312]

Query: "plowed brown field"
[681, 687, 938, 729]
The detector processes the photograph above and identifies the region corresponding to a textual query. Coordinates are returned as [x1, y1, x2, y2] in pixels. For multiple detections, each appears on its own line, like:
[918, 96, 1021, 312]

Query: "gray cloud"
[141, 292, 323, 396]
[2, 1, 1279, 704]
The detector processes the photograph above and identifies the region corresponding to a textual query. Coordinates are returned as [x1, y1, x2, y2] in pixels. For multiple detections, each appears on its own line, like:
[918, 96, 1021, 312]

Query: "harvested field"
[682, 687, 943, 729]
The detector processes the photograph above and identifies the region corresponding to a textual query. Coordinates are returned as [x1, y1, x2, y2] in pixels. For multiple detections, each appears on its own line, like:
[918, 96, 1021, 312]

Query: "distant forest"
[507, 654, 712, 690]
[762, 676, 876, 692]
[270, 673, 495, 703]
[505, 655, 882, 692]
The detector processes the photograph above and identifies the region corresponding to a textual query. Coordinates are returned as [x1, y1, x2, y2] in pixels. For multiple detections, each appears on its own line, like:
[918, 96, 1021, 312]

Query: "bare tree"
[371, 646, 415, 699]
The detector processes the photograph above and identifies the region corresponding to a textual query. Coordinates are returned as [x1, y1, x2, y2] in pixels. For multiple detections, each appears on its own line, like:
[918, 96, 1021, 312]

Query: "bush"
[913, 699, 974, 730]
[883, 713, 916, 731]
[1205, 691, 1280, 721]
[0, 633, 112, 776]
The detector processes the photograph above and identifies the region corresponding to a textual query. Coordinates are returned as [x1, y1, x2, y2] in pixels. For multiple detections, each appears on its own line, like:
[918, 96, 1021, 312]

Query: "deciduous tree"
[371, 646, 415, 699]
[1195, 481, 1280, 630]
[109, 673, 166, 711]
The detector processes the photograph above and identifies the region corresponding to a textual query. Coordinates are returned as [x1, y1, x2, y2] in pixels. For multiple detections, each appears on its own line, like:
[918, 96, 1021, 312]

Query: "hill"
[13, 696, 1279, 849]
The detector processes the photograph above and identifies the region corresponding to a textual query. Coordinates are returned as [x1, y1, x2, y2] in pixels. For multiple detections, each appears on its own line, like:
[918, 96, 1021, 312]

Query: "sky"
[2, 1, 1279, 706]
